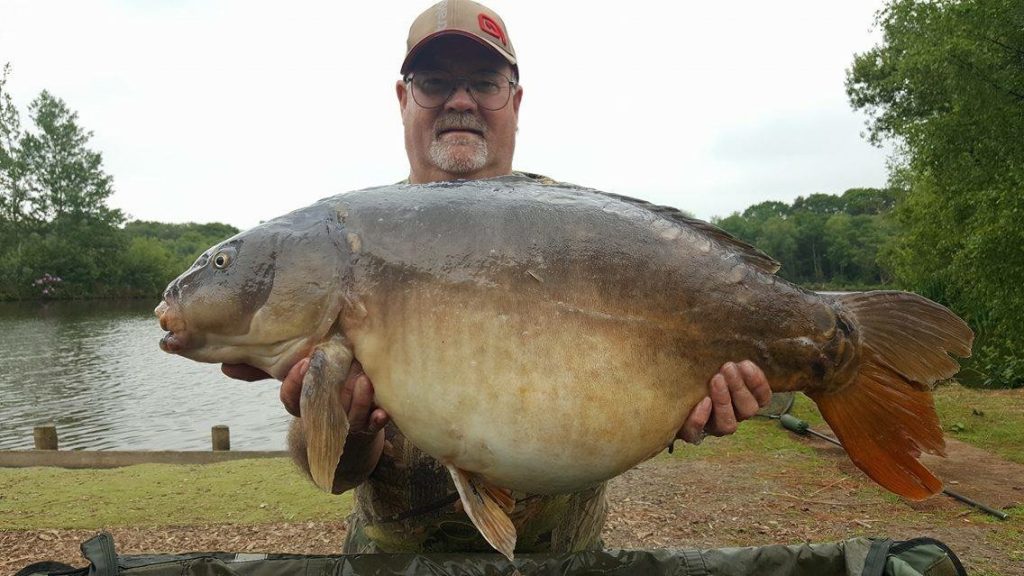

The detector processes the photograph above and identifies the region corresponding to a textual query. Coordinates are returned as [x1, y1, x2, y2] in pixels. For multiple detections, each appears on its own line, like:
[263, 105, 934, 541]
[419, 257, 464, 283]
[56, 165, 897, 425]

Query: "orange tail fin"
[807, 291, 973, 501]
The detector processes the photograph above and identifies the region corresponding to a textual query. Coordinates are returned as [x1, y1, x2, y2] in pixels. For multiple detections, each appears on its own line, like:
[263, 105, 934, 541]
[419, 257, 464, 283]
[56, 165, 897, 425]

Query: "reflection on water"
[0, 300, 290, 450]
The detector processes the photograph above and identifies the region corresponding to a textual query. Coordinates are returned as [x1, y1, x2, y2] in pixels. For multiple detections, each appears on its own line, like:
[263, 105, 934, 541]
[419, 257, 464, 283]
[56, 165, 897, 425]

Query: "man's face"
[397, 35, 523, 183]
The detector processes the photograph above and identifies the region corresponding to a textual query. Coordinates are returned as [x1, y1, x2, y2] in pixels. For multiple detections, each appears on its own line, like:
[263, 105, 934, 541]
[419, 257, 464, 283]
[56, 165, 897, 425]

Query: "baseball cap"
[401, 0, 518, 77]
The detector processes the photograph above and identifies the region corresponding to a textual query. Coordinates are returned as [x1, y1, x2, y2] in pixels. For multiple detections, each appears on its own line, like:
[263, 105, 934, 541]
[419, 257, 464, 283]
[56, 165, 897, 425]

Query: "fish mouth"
[159, 331, 189, 353]
[155, 299, 190, 354]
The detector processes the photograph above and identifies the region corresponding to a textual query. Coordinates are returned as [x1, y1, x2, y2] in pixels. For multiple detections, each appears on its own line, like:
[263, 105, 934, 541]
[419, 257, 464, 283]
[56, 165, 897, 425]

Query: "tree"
[123, 220, 239, 280]
[0, 66, 239, 299]
[0, 64, 29, 243]
[791, 209, 829, 282]
[741, 200, 791, 221]
[846, 0, 1024, 387]
[0, 65, 127, 298]
[841, 188, 898, 216]
[713, 190, 896, 288]
[18, 91, 123, 227]
[792, 193, 844, 216]
[756, 217, 799, 278]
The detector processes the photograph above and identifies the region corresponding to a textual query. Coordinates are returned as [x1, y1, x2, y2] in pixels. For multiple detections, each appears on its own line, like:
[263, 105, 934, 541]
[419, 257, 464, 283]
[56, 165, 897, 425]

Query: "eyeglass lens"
[409, 71, 513, 111]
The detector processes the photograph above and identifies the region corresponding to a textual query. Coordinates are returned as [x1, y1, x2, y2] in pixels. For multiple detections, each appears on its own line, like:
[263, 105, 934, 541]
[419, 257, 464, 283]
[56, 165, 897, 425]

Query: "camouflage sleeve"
[548, 482, 609, 552]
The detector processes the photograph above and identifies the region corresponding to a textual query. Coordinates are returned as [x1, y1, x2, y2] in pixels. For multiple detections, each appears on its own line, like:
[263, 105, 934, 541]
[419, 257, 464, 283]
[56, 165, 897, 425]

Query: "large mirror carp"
[155, 175, 973, 559]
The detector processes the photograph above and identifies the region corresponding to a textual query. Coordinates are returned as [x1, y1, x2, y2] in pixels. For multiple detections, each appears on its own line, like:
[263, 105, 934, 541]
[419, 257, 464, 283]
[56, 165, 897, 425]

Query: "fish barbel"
[155, 176, 972, 559]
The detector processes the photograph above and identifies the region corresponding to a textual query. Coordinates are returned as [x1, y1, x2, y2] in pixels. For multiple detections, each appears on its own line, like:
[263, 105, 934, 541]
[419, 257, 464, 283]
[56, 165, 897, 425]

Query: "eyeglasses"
[403, 70, 517, 111]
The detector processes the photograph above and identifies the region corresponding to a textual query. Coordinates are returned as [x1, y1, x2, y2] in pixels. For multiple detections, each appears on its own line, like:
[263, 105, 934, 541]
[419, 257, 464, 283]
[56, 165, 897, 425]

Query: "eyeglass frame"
[402, 69, 519, 111]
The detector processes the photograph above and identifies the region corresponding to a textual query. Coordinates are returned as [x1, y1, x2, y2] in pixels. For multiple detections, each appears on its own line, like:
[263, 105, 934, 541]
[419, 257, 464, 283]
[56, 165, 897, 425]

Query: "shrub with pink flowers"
[33, 273, 63, 298]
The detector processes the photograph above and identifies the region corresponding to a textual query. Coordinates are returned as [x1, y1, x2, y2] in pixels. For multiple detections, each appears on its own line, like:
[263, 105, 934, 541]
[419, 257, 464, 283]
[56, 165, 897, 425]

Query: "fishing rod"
[773, 413, 1009, 521]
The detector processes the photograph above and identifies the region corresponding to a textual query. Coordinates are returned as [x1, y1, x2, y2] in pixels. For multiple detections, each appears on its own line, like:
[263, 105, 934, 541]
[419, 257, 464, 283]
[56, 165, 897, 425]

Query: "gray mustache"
[434, 113, 487, 135]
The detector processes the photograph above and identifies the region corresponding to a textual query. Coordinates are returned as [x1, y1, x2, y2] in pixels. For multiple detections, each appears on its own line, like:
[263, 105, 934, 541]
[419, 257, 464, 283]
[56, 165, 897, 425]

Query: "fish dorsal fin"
[591, 190, 782, 274]
[446, 464, 517, 560]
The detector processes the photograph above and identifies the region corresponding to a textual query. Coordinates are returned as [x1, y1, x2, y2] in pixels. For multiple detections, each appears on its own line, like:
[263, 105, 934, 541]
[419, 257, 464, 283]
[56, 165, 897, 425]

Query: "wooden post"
[34, 425, 58, 450]
[211, 425, 230, 451]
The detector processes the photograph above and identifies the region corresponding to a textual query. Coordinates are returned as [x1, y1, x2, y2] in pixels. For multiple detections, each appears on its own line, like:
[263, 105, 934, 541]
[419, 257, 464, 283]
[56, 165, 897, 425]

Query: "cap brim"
[400, 30, 517, 76]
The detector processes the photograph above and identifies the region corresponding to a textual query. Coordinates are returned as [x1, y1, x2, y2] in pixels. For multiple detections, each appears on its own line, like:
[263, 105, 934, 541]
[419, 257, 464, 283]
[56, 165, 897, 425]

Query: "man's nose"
[444, 83, 478, 113]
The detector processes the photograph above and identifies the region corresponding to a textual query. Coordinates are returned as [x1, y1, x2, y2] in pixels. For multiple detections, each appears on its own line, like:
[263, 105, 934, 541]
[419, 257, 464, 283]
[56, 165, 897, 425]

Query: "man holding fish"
[222, 0, 771, 554]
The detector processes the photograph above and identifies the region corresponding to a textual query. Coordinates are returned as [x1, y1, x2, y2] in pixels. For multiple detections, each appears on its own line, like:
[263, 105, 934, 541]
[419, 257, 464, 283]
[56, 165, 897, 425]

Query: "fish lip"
[159, 331, 189, 353]
[156, 297, 190, 353]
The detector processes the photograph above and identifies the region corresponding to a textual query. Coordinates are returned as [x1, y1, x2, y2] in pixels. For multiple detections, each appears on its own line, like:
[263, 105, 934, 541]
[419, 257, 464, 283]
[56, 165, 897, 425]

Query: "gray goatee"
[429, 113, 488, 175]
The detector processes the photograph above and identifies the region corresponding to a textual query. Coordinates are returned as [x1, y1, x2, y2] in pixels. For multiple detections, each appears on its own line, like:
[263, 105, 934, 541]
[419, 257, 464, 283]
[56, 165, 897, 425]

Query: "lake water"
[0, 300, 291, 451]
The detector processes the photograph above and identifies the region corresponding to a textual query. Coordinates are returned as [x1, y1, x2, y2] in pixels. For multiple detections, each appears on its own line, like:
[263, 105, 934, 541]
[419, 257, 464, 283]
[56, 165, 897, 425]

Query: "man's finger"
[720, 361, 762, 422]
[366, 408, 391, 436]
[338, 360, 366, 412]
[676, 396, 712, 443]
[280, 358, 309, 417]
[339, 363, 362, 417]
[222, 364, 271, 382]
[347, 374, 376, 432]
[738, 360, 772, 408]
[707, 373, 737, 436]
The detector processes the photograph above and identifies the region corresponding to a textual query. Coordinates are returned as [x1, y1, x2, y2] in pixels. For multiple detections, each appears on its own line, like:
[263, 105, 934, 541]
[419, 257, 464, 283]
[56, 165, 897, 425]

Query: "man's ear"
[512, 84, 523, 115]
[396, 80, 408, 111]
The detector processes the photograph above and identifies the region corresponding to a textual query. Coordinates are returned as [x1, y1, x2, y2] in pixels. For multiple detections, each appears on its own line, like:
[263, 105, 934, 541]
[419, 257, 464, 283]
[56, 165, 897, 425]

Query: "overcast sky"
[1, 0, 891, 230]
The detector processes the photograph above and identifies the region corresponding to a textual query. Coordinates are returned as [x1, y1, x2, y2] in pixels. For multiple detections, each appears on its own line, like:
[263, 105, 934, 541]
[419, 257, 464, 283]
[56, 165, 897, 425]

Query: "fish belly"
[349, 286, 706, 495]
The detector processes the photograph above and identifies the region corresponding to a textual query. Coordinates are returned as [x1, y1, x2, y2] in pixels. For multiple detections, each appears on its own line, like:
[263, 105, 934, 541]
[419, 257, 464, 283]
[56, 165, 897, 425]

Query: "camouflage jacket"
[343, 171, 609, 554]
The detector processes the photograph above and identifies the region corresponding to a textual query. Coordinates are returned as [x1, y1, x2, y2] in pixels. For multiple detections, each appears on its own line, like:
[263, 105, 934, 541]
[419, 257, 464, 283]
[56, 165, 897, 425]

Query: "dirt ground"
[2, 435, 1021, 575]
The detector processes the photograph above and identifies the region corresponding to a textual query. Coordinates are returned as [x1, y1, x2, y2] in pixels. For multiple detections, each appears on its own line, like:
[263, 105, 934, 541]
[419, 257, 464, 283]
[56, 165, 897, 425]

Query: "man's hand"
[278, 358, 390, 435]
[222, 361, 390, 432]
[224, 360, 390, 493]
[676, 360, 771, 444]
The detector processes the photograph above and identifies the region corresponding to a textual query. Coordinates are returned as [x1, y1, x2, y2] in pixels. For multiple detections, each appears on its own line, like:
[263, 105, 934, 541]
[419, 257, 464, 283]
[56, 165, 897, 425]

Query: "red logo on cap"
[478, 14, 507, 46]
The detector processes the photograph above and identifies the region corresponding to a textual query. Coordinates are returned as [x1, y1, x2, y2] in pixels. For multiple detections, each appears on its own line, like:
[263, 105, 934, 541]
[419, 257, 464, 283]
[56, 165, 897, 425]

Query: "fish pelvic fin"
[300, 335, 353, 492]
[446, 464, 518, 560]
[809, 291, 973, 501]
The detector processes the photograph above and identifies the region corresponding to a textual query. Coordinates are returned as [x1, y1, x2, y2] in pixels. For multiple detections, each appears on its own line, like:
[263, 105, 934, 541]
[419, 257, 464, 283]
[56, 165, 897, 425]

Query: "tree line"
[712, 188, 898, 289]
[0, 64, 236, 300]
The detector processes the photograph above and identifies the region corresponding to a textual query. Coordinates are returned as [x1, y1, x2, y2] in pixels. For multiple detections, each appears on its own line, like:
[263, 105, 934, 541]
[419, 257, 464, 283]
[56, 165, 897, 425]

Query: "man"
[225, 0, 771, 554]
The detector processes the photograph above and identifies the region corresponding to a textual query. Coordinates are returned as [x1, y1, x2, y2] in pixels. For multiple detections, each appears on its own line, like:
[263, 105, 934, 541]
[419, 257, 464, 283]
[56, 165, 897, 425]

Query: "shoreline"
[0, 450, 288, 469]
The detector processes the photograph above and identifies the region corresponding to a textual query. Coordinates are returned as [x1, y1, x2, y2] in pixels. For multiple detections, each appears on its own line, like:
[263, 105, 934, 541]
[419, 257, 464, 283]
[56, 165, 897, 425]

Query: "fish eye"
[212, 249, 235, 269]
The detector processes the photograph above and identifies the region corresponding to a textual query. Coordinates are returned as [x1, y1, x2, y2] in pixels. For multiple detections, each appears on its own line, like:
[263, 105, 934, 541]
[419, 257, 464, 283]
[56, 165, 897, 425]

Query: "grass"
[0, 459, 352, 530]
[930, 383, 1024, 464]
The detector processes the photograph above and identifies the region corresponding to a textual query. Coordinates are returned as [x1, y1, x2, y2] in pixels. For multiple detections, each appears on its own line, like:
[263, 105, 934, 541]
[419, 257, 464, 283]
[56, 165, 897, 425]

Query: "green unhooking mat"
[15, 532, 967, 576]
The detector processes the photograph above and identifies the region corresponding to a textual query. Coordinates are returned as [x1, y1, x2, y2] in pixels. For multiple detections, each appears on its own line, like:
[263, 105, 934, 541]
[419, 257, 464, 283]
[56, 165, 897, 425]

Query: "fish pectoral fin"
[299, 335, 354, 492]
[446, 464, 517, 560]
[482, 483, 516, 514]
